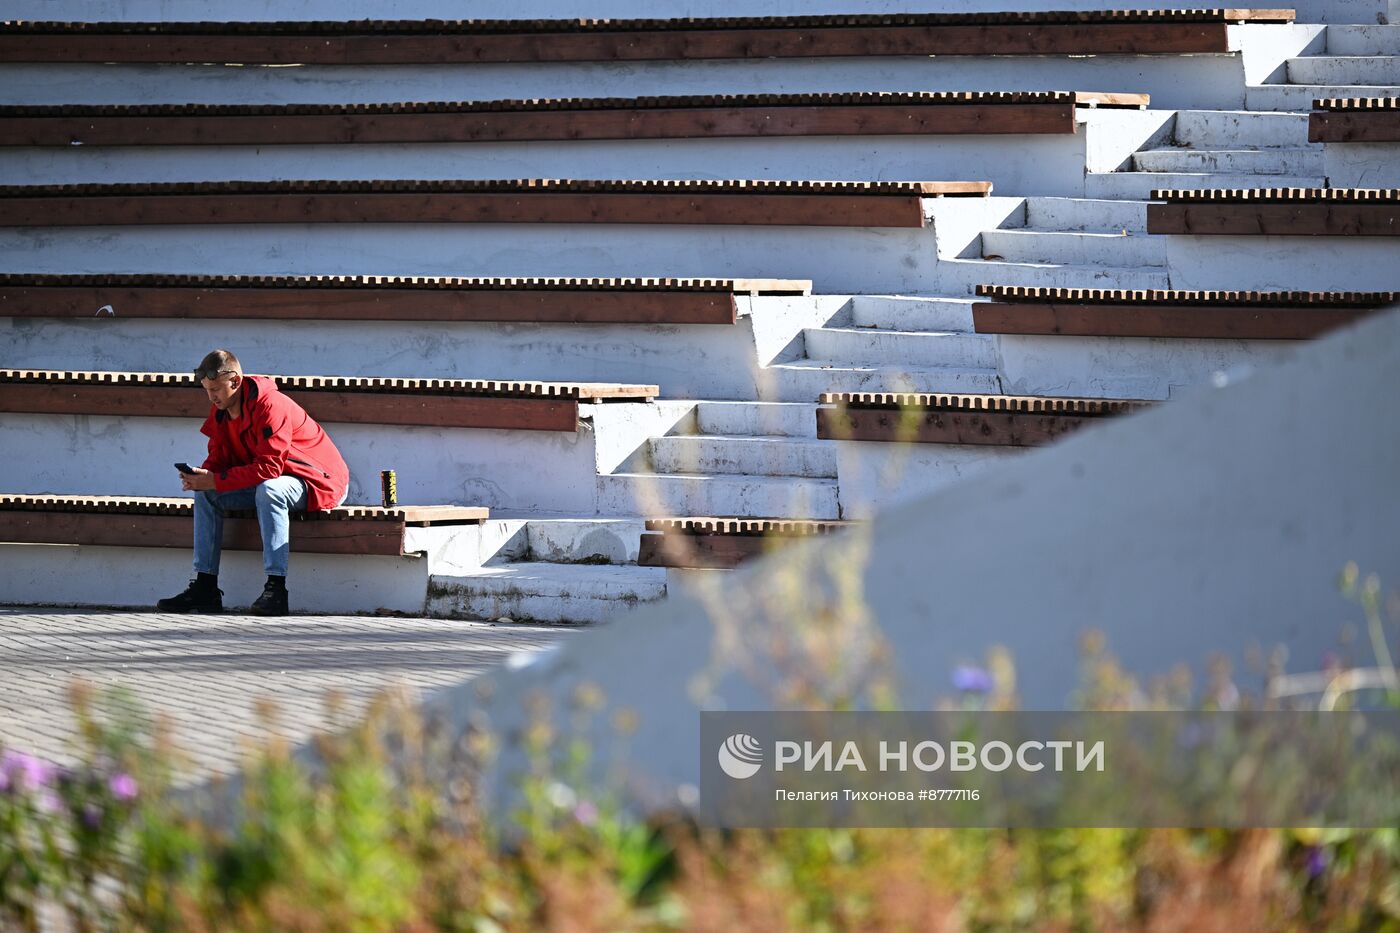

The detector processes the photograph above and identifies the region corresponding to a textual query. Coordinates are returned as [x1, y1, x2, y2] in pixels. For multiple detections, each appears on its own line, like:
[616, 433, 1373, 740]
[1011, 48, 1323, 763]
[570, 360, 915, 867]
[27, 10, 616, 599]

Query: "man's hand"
[181, 467, 217, 492]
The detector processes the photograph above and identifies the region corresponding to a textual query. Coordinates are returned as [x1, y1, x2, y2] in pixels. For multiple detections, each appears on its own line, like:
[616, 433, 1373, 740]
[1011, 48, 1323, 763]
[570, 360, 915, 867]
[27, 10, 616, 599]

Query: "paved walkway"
[0, 608, 574, 782]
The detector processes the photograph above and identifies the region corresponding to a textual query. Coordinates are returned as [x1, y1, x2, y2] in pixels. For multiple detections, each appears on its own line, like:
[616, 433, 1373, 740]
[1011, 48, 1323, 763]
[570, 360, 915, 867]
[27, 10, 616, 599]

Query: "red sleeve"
[212, 401, 292, 493]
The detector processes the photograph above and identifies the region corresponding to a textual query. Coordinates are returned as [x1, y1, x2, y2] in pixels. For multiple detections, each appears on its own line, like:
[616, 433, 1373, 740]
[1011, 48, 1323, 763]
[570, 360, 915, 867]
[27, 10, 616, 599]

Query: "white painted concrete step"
[425, 562, 667, 624]
[980, 228, 1165, 267]
[1248, 83, 1400, 111]
[939, 257, 1170, 292]
[850, 295, 976, 332]
[1023, 197, 1148, 234]
[694, 401, 818, 438]
[1287, 55, 1400, 86]
[1085, 171, 1325, 200]
[1171, 110, 1311, 149]
[650, 434, 837, 478]
[598, 471, 840, 519]
[522, 519, 647, 565]
[1131, 147, 1323, 175]
[804, 327, 998, 368]
[1326, 25, 1400, 56]
[765, 360, 1002, 400]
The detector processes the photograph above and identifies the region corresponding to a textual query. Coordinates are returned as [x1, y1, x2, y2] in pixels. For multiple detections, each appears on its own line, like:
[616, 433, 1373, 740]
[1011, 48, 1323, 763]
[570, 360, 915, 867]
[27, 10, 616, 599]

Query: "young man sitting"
[157, 350, 350, 616]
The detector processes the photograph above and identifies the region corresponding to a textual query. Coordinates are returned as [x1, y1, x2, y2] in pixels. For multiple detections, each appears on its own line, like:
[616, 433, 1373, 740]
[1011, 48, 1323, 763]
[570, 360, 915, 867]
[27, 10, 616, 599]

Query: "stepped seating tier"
[0, 11, 1296, 65]
[0, 369, 656, 432]
[0, 91, 1149, 147]
[0, 178, 989, 229]
[1310, 97, 1400, 142]
[0, 494, 486, 556]
[638, 517, 850, 569]
[1147, 187, 1400, 236]
[973, 285, 1393, 339]
[817, 391, 1153, 446]
[0, 274, 809, 325]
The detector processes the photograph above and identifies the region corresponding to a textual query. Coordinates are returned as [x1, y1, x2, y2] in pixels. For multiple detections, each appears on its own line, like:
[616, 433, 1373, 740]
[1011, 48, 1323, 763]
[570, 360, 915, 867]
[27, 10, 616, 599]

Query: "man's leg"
[249, 477, 307, 616]
[157, 486, 255, 613]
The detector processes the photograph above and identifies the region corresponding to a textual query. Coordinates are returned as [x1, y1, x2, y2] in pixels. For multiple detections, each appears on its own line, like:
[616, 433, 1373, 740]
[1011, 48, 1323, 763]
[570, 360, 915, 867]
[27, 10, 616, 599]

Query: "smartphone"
[175, 462, 194, 474]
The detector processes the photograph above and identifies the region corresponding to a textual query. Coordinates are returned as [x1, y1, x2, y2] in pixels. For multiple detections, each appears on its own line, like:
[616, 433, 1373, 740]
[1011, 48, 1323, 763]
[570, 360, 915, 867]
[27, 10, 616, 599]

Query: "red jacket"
[199, 375, 350, 512]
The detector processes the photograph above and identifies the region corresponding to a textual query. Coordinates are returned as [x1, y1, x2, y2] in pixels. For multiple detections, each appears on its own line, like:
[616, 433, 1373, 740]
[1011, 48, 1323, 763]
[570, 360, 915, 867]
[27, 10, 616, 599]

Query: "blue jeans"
[193, 477, 308, 578]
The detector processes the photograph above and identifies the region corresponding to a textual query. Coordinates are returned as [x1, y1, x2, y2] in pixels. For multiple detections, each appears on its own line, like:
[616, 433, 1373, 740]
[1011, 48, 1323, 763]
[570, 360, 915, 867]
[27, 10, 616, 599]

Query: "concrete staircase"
[1089, 111, 1323, 199]
[424, 519, 667, 624]
[1248, 24, 1400, 110]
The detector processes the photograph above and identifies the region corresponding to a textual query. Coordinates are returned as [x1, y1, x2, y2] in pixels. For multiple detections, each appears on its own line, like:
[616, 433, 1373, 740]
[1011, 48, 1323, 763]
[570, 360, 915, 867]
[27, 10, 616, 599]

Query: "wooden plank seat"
[638, 517, 852, 569]
[0, 178, 991, 229]
[816, 391, 1153, 446]
[0, 10, 1295, 64]
[0, 369, 658, 433]
[0, 91, 1149, 148]
[1310, 97, 1400, 143]
[1147, 187, 1400, 236]
[973, 285, 1394, 339]
[0, 274, 811, 325]
[0, 493, 487, 557]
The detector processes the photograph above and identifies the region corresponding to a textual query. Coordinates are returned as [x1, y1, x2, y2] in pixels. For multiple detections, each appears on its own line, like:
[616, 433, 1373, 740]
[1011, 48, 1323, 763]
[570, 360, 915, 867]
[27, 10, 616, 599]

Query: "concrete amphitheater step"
[597, 471, 841, 520]
[803, 327, 999, 368]
[849, 295, 977, 332]
[763, 359, 1002, 401]
[1286, 55, 1400, 86]
[425, 562, 667, 624]
[1022, 197, 1149, 234]
[1325, 25, 1400, 56]
[649, 434, 837, 478]
[939, 257, 1170, 292]
[1084, 171, 1326, 200]
[1247, 83, 1400, 111]
[1130, 147, 1323, 176]
[1170, 110, 1311, 149]
[980, 228, 1166, 267]
[693, 401, 819, 438]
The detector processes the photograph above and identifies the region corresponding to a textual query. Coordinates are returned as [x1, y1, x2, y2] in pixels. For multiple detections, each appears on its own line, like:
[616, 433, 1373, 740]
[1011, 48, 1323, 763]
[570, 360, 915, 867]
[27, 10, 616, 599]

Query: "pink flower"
[109, 773, 138, 802]
[573, 801, 599, 826]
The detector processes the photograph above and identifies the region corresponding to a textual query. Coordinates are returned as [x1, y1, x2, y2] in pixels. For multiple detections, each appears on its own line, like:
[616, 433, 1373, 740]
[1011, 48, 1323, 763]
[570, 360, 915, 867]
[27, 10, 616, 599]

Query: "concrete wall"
[0, 131, 1096, 200]
[0, 223, 957, 295]
[0, 55, 1254, 112]
[423, 304, 1400, 815]
[1324, 143, 1400, 188]
[0, 542, 433, 614]
[996, 334, 1297, 401]
[1165, 237, 1400, 292]
[0, 296, 848, 401]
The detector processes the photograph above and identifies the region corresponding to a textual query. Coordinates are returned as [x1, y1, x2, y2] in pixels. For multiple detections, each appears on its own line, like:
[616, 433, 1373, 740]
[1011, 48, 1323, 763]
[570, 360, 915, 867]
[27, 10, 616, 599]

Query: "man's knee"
[254, 479, 296, 510]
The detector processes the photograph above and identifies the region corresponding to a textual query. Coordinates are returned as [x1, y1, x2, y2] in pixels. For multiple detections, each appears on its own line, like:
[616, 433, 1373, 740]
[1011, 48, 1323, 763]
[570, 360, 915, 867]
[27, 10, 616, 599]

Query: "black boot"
[156, 573, 223, 613]
[249, 576, 289, 617]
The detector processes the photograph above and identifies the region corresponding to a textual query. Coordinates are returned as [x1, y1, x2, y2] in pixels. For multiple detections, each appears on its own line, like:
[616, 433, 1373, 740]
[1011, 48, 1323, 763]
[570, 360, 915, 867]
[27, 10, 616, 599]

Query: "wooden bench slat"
[0, 494, 488, 556]
[0, 178, 989, 230]
[0, 274, 814, 325]
[972, 285, 1394, 339]
[0, 369, 660, 432]
[637, 516, 853, 568]
[1148, 188, 1400, 237]
[0, 12, 1294, 64]
[815, 392, 1153, 447]
[1310, 98, 1400, 143]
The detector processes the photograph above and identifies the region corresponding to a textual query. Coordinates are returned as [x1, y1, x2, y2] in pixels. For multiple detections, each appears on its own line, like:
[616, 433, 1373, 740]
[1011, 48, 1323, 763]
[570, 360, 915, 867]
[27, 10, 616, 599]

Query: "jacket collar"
[214, 375, 260, 423]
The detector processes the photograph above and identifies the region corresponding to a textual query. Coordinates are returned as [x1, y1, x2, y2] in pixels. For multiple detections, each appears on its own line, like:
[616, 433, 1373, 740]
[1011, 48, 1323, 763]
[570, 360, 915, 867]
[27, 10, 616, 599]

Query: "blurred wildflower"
[952, 665, 994, 694]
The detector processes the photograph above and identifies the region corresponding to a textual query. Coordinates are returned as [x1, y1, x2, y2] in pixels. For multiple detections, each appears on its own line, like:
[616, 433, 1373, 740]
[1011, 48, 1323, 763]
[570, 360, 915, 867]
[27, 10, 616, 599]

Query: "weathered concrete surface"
[1324, 142, 1400, 189]
[424, 303, 1400, 815]
[0, 607, 571, 784]
[0, 544, 434, 614]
